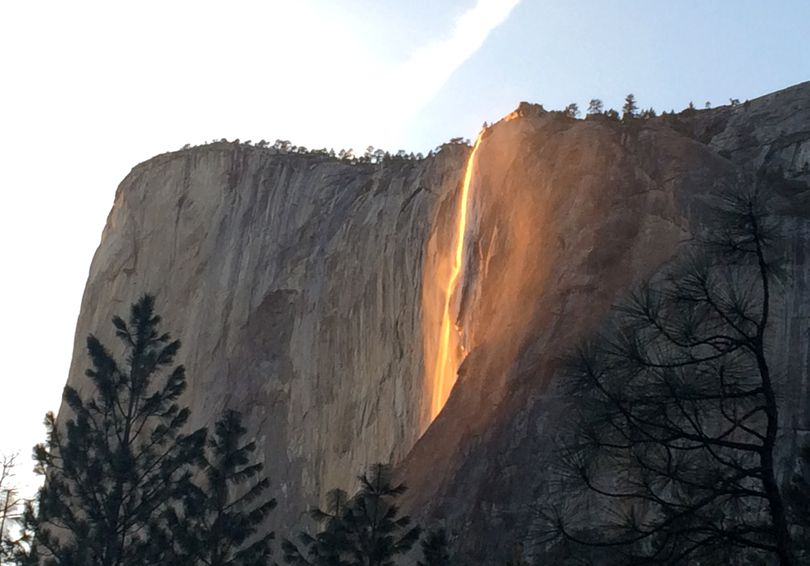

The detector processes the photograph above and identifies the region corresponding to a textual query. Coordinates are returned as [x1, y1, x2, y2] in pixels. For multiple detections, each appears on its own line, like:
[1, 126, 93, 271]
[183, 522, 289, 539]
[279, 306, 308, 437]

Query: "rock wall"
[64, 142, 467, 532]
[62, 82, 810, 560]
[404, 82, 810, 562]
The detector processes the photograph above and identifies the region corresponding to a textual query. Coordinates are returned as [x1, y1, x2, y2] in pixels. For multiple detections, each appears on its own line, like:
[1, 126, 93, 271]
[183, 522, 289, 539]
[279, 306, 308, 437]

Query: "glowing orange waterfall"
[431, 131, 484, 419]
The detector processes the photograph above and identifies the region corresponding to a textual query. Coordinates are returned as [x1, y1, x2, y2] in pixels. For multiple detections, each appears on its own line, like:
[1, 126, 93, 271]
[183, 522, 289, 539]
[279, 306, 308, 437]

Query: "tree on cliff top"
[785, 444, 810, 561]
[28, 295, 275, 566]
[282, 463, 421, 566]
[544, 188, 799, 565]
[622, 93, 638, 120]
[586, 99, 604, 116]
[563, 103, 580, 119]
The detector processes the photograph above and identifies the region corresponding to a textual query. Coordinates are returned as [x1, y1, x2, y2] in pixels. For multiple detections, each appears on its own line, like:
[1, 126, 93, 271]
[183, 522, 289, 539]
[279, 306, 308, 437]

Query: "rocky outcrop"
[682, 81, 810, 184]
[62, 82, 810, 561]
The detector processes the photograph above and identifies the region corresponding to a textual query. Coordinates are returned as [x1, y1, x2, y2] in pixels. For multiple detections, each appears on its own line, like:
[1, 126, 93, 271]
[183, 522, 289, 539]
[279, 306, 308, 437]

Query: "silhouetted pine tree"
[545, 190, 799, 565]
[417, 529, 451, 566]
[167, 409, 276, 566]
[282, 488, 351, 566]
[31, 294, 207, 566]
[283, 464, 421, 566]
[346, 464, 421, 564]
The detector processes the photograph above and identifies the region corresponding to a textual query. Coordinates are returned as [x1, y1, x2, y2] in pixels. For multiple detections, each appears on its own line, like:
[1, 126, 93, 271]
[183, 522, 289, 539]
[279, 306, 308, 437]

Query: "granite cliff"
[63, 81, 810, 562]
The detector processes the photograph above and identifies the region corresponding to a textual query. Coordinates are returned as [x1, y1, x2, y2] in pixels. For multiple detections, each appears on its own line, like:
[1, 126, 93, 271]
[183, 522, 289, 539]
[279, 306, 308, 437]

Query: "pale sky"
[1, 0, 808, 492]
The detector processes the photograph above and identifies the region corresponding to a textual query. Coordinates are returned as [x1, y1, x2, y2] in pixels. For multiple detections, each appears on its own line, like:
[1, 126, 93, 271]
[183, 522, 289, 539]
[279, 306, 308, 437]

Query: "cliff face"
[64, 82, 810, 560]
[683, 82, 810, 184]
[66, 143, 467, 524]
[406, 83, 810, 561]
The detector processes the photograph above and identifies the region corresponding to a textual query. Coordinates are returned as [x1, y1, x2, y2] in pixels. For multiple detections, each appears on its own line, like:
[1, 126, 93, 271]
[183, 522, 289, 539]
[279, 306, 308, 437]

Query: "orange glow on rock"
[431, 130, 484, 419]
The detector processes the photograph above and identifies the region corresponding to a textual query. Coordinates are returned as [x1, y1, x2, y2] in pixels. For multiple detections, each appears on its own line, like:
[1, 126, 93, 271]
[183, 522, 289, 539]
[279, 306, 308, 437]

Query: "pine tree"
[0, 453, 29, 564]
[167, 410, 276, 566]
[622, 93, 637, 120]
[282, 488, 351, 566]
[639, 107, 657, 119]
[32, 294, 207, 566]
[283, 464, 421, 566]
[586, 99, 603, 116]
[563, 103, 579, 118]
[418, 529, 451, 566]
[548, 190, 798, 564]
[341, 464, 421, 565]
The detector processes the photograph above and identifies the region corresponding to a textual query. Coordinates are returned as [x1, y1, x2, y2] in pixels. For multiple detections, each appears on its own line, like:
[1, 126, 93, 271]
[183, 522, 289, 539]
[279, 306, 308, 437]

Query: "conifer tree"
[167, 409, 276, 566]
[547, 190, 798, 565]
[417, 529, 451, 566]
[622, 93, 638, 120]
[283, 464, 421, 566]
[586, 99, 603, 115]
[563, 103, 579, 118]
[31, 294, 207, 566]
[282, 488, 351, 566]
[605, 109, 620, 121]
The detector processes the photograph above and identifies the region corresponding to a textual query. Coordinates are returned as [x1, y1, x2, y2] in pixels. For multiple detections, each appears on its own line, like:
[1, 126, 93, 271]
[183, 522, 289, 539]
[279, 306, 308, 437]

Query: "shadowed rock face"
[682, 81, 810, 185]
[406, 83, 810, 562]
[63, 82, 810, 560]
[404, 112, 738, 561]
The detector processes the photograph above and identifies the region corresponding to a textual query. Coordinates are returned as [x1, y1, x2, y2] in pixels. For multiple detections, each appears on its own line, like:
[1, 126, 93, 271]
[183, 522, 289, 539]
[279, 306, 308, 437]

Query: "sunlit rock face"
[63, 82, 810, 561]
[64, 143, 468, 534]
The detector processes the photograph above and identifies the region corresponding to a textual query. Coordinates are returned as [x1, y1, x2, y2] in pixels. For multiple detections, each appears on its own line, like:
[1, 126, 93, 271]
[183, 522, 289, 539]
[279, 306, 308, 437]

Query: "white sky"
[0, 0, 519, 492]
